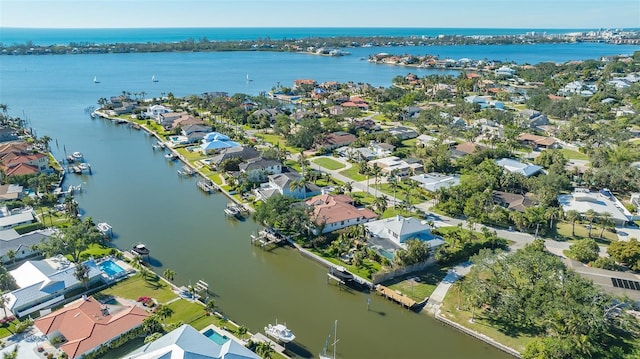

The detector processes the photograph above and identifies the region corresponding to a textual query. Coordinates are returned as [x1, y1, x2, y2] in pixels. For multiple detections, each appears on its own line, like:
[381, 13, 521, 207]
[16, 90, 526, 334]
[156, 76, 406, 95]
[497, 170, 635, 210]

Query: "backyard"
[312, 157, 346, 170]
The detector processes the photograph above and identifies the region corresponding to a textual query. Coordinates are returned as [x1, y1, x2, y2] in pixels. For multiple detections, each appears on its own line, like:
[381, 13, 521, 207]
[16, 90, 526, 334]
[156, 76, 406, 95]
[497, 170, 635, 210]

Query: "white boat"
[97, 222, 113, 237]
[132, 243, 150, 256]
[78, 163, 89, 171]
[319, 320, 338, 359]
[165, 153, 178, 160]
[265, 322, 295, 343]
[152, 75, 158, 82]
[246, 73, 252, 82]
[72, 151, 83, 160]
[93, 76, 99, 83]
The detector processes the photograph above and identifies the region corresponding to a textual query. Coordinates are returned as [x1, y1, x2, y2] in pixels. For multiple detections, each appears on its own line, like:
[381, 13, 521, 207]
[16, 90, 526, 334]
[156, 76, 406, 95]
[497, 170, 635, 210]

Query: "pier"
[250, 228, 288, 250]
[197, 180, 215, 193]
[375, 284, 417, 309]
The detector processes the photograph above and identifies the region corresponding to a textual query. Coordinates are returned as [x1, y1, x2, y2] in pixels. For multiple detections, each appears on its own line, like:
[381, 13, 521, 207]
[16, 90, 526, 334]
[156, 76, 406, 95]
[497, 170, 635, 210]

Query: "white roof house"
[3, 255, 103, 317]
[410, 173, 460, 192]
[365, 215, 444, 247]
[558, 188, 632, 226]
[0, 208, 36, 230]
[125, 324, 260, 359]
[496, 158, 542, 177]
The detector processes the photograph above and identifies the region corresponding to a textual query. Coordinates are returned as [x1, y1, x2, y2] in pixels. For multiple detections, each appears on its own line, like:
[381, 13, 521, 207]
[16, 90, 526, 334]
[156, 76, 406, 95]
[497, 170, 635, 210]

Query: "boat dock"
[375, 284, 417, 309]
[67, 163, 92, 175]
[250, 333, 289, 357]
[177, 165, 196, 176]
[250, 228, 288, 250]
[197, 180, 215, 193]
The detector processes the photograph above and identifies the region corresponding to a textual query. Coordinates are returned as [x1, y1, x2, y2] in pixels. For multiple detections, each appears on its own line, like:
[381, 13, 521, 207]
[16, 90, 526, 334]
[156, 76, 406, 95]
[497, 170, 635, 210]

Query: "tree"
[143, 316, 163, 335]
[237, 325, 248, 336]
[565, 210, 581, 237]
[2, 344, 18, 359]
[289, 177, 307, 199]
[74, 263, 91, 289]
[584, 209, 597, 238]
[343, 181, 353, 194]
[205, 299, 217, 314]
[393, 239, 430, 266]
[40, 221, 102, 263]
[163, 268, 175, 282]
[154, 304, 173, 320]
[255, 341, 275, 358]
[373, 196, 387, 214]
[608, 238, 640, 271]
[568, 238, 600, 263]
[144, 332, 163, 344]
[6, 250, 15, 265]
[598, 212, 614, 239]
[0, 294, 8, 319]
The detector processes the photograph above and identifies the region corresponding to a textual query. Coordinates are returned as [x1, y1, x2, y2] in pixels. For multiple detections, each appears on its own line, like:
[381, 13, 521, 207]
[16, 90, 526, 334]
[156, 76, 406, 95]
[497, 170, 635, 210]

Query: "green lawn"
[0, 319, 24, 339]
[384, 266, 449, 302]
[559, 148, 590, 161]
[259, 133, 299, 153]
[79, 244, 115, 261]
[166, 299, 208, 325]
[101, 276, 177, 304]
[440, 290, 533, 354]
[313, 157, 346, 170]
[555, 221, 618, 243]
[311, 249, 382, 280]
[339, 166, 367, 181]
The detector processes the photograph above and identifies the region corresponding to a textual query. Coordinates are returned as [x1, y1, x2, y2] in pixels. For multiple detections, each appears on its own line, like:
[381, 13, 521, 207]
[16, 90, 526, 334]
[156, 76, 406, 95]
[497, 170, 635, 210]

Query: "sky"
[1, 0, 639, 29]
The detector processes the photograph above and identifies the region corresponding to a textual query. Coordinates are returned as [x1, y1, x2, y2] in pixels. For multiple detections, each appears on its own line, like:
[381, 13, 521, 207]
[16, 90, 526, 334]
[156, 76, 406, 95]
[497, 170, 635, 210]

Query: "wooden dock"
[197, 180, 215, 193]
[375, 284, 417, 309]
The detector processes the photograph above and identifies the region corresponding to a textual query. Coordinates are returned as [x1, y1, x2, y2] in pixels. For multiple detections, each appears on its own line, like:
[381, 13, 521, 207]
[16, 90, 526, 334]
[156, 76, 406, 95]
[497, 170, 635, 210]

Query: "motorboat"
[224, 204, 244, 219]
[97, 222, 112, 237]
[132, 243, 150, 256]
[72, 152, 83, 160]
[265, 322, 295, 343]
[164, 153, 178, 160]
[331, 266, 354, 282]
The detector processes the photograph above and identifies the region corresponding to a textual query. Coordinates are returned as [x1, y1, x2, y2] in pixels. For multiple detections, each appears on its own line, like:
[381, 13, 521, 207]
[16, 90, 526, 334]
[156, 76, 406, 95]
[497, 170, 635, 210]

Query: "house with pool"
[2, 255, 131, 318]
[125, 324, 260, 359]
[364, 215, 445, 259]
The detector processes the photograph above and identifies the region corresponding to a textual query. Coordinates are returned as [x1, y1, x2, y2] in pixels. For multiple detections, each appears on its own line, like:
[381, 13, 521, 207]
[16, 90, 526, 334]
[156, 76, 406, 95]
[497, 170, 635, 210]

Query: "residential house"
[351, 119, 380, 132]
[368, 156, 423, 177]
[410, 173, 460, 192]
[451, 142, 482, 159]
[364, 215, 444, 248]
[496, 158, 543, 177]
[4, 163, 39, 177]
[250, 108, 281, 123]
[156, 112, 183, 127]
[517, 133, 559, 149]
[181, 124, 213, 144]
[341, 96, 369, 110]
[293, 79, 317, 90]
[143, 105, 171, 118]
[199, 132, 241, 155]
[34, 296, 149, 358]
[239, 157, 282, 182]
[0, 228, 53, 264]
[0, 184, 22, 202]
[306, 194, 377, 234]
[558, 188, 632, 226]
[319, 132, 357, 151]
[254, 172, 321, 201]
[402, 106, 422, 120]
[124, 324, 260, 359]
[335, 146, 377, 161]
[519, 109, 550, 128]
[369, 141, 395, 157]
[558, 81, 597, 97]
[4, 255, 103, 318]
[0, 207, 36, 230]
[387, 126, 418, 140]
[2, 152, 48, 172]
[416, 134, 437, 147]
[494, 66, 516, 77]
[328, 106, 344, 116]
[206, 147, 260, 170]
[0, 127, 19, 143]
[492, 191, 536, 212]
[170, 114, 205, 131]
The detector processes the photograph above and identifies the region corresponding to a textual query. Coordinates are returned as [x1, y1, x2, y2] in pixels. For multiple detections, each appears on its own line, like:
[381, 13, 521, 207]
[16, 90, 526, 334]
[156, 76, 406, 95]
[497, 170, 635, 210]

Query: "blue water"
[203, 328, 230, 345]
[0, 27, 602, 46]
[98, 260, 125, 277]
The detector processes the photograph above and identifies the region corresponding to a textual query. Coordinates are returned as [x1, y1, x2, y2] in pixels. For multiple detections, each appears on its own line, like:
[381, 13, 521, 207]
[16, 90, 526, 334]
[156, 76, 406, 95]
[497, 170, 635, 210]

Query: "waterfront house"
[181, 124, 213, 144]
[0, 228, 53, 264]
[144, 104, 171, 118]
[293, 79, 317, 90]
[494, 66, 515, 77]
[558, 188, 632, 226]
[492, 191, 536, 212]
[364, 215, 443, 247]
[496, 158, 543, 177]
[199, 132, 241, 154]
[0, 127, 19, 143]
[2, 152, 48, 172]
[409, 173, 460, 192]
[124, 324, 260, 359]
[35, 296, 149, 359]
[4, 255, 103, 318]
[207, 146, 260, 170]
[319, 132, 357, 151]
[306, 194, 377, 234]
[156, 112, 182, 127]
[254, 172, 321, 201]
[0, 184, 22, 202]
[239, 157, 282, 183]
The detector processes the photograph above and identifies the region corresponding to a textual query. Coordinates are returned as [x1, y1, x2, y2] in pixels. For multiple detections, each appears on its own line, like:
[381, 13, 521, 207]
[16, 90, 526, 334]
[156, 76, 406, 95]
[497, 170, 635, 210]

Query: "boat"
[93, 76, 99, 83]
[265, 321, 295, 343]
[197, 180, 215, 193]
[164, 153, 178, 161]
[319, 320, 338, 359]
[152, 75, 158, 82]
[177, 165, 195, 176]
[78, 163, 89, 171]
[97, 222, 113, 237]
[224, 204, 243, 219]
[72, 151, 83, 160]
[132, 243, 150, 256]
[246, 73, 252, 82]
[330, 266, 354, 283]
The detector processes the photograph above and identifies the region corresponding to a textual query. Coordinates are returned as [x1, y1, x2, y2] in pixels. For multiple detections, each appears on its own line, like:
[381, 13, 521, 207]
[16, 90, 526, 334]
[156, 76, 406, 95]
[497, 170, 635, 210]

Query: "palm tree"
[74, 263, 91, 289]
[0, 294, 9, 319]
[39, 135, 52, 151]
[599, 212, 614, 239]
[64, 195, 80, 220]
[290, 178, 307, 199]
[256, 341, 275, 358]
[565, 210, 581, 237]
[297, 151, 309, 178]
[371, 163, 381, 197]
[154, 304, 173, 320]
[584, 209, 597, 238]
[163, 268, 175, 282]
[373, 196, 387, 215]
[6, 250, 15, 265]
[343, 181, 353, 194]
[205, 299, 217, 315]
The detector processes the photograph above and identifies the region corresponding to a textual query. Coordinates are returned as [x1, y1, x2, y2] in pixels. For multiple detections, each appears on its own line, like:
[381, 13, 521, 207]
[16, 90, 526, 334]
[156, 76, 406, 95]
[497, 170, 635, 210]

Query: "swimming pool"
[98, 260, 125, 277]
[203, 328, 230, 345]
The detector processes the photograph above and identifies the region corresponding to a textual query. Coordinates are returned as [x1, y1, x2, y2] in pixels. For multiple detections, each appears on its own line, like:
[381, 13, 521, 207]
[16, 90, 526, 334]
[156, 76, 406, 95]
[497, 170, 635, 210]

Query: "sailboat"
[246, 73, 252, 82]
[93, 76, 99, 83]
[152, 75, 158, 82]
[319, 320, 338, 359]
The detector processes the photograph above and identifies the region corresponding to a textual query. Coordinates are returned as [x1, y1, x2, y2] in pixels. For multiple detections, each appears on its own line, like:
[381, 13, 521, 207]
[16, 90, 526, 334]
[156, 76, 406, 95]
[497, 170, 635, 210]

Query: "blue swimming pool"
[203, 328, 230, 345]
[98, 260, 125, 277]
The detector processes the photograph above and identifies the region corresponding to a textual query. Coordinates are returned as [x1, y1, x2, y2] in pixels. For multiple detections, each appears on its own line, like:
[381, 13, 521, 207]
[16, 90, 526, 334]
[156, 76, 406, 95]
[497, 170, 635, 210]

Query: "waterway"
[1, 43, 636, 358]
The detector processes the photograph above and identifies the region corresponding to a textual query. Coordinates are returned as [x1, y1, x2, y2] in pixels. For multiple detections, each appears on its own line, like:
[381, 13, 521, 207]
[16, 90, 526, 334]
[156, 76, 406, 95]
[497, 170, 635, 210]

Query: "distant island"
[2, 29, 639, 56]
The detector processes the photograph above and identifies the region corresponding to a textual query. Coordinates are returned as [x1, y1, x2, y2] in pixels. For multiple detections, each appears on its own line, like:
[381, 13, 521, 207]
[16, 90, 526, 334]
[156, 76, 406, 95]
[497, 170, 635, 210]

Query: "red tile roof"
[35, 297, 149, 358]
[306, 194, 377, 226]
[5, 162, 39, 176]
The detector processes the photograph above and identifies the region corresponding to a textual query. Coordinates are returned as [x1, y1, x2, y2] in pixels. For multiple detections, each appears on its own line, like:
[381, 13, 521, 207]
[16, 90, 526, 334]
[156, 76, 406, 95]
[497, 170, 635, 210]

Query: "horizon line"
[2, 26, 638, 30]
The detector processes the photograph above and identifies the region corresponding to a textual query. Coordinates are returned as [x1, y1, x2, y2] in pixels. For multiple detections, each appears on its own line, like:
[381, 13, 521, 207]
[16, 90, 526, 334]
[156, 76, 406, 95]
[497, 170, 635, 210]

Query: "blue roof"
[203, 132, 230, 142]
